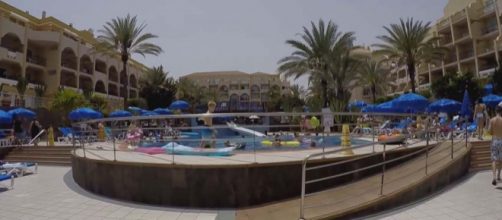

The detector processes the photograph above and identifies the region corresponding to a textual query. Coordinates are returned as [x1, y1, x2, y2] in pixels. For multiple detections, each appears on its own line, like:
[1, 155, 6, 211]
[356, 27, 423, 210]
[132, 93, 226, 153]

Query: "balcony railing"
[482, 25, 497, 35]
[26, 55, 46, 66]
[459, 50, 474, 60]
[437, 19, 450, 30]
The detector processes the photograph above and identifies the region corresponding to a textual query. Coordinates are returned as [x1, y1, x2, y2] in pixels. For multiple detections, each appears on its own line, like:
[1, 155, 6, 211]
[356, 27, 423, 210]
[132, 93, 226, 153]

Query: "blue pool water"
[140, 127, 371, 151]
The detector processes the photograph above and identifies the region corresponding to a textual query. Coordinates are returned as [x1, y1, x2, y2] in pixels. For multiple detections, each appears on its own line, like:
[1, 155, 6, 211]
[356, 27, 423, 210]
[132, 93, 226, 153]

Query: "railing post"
[299, 160, 307, 220]
[112, 135, 117, 162]
[322, 121, 325, 158]
[372, 124, 375, 153]
[253, 123, 257, 163]
[451, 127, 454, 159]
[465, 116, 468, 148]
[171, 135, 175, 164]
[425, 117, 430, 175]
[380, 143, 386, 195]
[80, 134, 86, 158]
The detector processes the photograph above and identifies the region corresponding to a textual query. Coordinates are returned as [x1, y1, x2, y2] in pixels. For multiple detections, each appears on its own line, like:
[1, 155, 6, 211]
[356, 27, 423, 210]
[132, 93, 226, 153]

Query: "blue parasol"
[109, 110, 132, 118]
[153, 108, 172, 115]
[8, 108, 36, 118]
[0, 110, 12, 124]
[169, 100, 189, 110]
[348, 100, 367, 109]
[460, 89, 472, 117]
[374, 101, 405, 113]
[127, 106, 144, 113]
[484, 84, 493, 95]
[69, 108, 103, 121]
[481, 94, 502, 107]
[427, 99, 462, 114]
[140, 110, 159, 116]
[361, 104, 376, 113]
[392, 93, 429, 112]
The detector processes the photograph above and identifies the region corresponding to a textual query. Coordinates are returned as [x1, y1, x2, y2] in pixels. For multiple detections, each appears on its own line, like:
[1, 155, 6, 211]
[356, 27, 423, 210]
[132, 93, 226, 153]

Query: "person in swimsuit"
[474, 99, 487, 140]
[488, 104, 502, 186]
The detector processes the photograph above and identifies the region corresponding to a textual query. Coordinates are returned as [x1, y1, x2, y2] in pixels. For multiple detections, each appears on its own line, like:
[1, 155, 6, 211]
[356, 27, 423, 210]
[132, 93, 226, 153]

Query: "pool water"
[139, 128, 371, 151]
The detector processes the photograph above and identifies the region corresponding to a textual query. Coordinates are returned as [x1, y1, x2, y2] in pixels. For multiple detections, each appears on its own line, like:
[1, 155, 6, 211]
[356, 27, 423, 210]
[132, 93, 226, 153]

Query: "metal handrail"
[83, 111, 424, 124]
[298, 117, 470, 219]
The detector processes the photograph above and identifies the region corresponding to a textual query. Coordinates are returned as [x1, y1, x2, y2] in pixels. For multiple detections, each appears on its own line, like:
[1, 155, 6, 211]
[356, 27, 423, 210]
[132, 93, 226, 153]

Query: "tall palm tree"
[278, 19, 355, 107]
[97, 14, 162, 107]
[374, 18, 446, 93]
[355, 59, 390, 103]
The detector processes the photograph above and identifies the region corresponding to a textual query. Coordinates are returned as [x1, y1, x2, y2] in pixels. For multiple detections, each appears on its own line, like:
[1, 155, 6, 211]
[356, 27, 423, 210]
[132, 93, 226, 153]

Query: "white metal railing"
[298, 118, 469, 219]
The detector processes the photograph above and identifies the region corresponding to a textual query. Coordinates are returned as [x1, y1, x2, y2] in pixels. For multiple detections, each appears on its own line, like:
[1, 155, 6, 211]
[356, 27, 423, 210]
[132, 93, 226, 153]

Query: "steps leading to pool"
[3, 146, 74, 166]
[470, 140, 491, 171]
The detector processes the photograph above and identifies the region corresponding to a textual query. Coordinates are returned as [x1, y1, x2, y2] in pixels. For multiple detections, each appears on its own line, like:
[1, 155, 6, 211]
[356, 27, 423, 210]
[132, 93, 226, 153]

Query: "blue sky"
[6, 0, 448, 84]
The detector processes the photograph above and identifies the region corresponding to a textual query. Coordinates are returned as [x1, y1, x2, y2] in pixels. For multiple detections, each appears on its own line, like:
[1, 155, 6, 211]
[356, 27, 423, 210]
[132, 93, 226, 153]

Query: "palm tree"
[138, 66, 176, 109]
[374, 18, 446, 93]
[16, 76, 28, 107]
[278, 19, 355, 107]
[175, 78, 203, 112]
[355, 59, 391, 103]
[97, 14, 162, 107]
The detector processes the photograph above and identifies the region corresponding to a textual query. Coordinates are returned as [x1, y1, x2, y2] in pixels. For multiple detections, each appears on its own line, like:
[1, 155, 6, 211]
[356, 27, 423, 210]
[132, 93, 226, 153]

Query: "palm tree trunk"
[371, 84, 376, 103]
[321, 80, 328, 107]
[121, 53, 129, 108]
[407, 61, 416, 93]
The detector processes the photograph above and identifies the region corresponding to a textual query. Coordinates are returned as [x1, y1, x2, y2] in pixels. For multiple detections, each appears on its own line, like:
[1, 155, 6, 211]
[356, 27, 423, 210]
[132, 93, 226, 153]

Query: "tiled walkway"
[368, 171, 502, 220]
[0, 166, 235, 220]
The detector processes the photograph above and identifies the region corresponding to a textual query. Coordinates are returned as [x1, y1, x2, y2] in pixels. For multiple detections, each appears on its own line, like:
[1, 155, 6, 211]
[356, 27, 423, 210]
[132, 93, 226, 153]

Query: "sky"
[6, 0, 448, 85]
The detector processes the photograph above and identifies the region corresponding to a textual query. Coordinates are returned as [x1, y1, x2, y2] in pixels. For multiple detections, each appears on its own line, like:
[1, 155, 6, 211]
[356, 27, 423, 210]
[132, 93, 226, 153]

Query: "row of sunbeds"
[0, 161, 37, 190]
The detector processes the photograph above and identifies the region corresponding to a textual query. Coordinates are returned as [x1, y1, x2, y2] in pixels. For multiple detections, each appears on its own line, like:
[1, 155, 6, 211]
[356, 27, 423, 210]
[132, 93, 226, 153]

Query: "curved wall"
[72, 147, 425, 208]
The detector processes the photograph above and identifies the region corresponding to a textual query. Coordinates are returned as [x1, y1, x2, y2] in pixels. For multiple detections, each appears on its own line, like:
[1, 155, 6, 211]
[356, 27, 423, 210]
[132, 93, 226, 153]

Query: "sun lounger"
[0, 162, 37, 177]
[0, 173, 14, 189]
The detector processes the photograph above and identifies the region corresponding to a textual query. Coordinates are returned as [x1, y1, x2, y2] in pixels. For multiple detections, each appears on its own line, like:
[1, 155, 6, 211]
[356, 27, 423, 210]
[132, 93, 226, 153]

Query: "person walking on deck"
[488, 104, 502, 185]
[474, 99, 487, 140]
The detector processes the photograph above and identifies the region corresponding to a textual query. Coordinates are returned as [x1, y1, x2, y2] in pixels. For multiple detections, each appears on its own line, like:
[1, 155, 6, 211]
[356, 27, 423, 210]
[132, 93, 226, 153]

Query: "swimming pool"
[139, 127, 371, 151]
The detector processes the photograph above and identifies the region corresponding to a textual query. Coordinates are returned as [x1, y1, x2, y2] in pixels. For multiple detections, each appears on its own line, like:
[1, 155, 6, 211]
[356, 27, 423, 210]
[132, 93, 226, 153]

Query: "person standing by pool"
[29, 118, 41, 147]
[200, 101, 217, 148]
[488, 104, 502, 185]
[12, 117, 23, 145]
[474, 99, 487, 140]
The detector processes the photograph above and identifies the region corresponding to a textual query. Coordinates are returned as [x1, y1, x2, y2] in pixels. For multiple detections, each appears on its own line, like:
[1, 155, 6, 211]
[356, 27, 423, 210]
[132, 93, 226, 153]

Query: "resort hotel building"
[0, 1, 146, 110]
[182, 71, 291, 112]
[353, 0, 502, 102]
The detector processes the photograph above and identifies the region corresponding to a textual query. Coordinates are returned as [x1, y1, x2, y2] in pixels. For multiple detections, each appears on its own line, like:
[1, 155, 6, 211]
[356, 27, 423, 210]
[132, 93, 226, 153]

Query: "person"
[474, 99, 487, 140]
[273, 134, 282, 147]
[29, 118, 41, 147]
[97, 122, 105, 142]
[488, 104, 502, 186]
[126, 122, 143, 148]
[12, 117, 23, 145]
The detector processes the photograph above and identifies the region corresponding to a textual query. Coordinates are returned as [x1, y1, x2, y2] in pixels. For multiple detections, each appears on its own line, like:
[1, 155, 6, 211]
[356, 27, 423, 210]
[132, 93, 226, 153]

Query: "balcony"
[229, 84, 239, 90]
[437, 19, 450, 32]
[418, 83, 431, 91]
[479, 67, 496, 77]
[452, 10, 467, 24]
[27, 29, 60, 43]
[454, 32, 470, 43]
[26, 55, 46, 67]
[0, 47, 23, 65]
[483, 0, 496, 16]
[478, 46, 495, 57]
[480, 25, 498, 39]
[459, 50, 474, 60]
